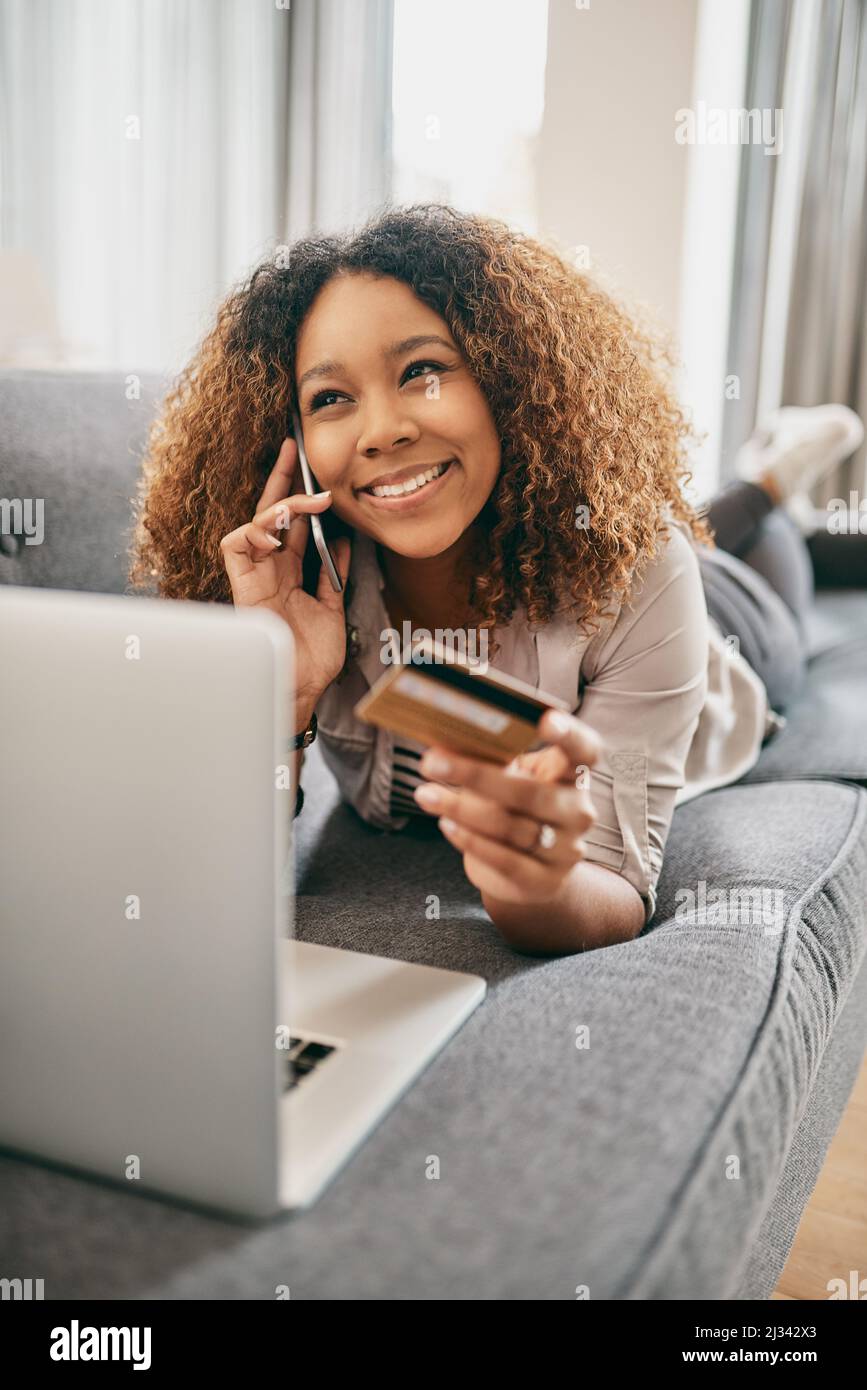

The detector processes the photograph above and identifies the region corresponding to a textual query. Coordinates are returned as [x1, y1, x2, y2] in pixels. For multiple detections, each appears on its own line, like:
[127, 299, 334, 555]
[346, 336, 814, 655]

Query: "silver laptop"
[0, 585, 485, 1218]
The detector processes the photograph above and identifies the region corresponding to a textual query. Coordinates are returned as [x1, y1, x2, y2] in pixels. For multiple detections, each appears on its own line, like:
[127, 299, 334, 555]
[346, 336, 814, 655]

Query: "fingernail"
[413, 784, 442, 808]
[315, 490, 332, 497]
[421, 752, 452, 778]
[439, 817, 460, 835]
[266, 534, 282, 547]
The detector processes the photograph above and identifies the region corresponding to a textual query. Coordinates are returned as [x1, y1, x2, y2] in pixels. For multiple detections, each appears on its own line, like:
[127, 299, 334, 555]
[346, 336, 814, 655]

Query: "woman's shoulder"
[579, 513, 709, 673]
[581, 510, 702, 616]
[619, 513, 704, 609]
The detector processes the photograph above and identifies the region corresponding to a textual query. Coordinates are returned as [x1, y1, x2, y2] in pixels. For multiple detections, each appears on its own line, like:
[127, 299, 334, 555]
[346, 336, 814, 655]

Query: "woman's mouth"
[357, 458, 456, 511]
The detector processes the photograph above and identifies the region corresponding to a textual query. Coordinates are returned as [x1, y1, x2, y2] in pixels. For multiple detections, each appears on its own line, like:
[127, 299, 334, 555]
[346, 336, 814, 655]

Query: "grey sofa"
[2, 367, 867, 1300]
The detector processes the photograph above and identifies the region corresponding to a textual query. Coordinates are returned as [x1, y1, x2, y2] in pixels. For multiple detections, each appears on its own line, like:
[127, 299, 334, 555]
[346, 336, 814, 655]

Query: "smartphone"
[290, 403, 343, 593]
[354, 636, 572, 764]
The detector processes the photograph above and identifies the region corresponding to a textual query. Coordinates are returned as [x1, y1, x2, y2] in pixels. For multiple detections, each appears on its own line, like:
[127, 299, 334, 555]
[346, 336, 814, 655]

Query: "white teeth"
[367, 460, 450, 498]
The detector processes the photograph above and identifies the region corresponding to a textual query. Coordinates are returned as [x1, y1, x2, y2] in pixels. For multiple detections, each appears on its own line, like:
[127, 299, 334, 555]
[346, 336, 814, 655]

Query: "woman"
[130, 203, 863, 956]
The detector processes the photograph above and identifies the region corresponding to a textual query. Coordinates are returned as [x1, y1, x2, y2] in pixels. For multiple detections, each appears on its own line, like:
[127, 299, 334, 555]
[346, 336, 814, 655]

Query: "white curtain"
[723, 0, 867, 500]
[286, 0, 394, 242]
[0, 0, 394, 373]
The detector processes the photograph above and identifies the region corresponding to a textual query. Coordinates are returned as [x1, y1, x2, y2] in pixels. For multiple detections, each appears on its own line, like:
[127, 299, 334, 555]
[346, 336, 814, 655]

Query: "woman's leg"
[703, 477, 776, 557]
[727, 507, 816, 630]
[696, 538, 809, 713]
[703, 479, 815, 627]
[693, 404, 866, 711]
[697, 482, 813, 710]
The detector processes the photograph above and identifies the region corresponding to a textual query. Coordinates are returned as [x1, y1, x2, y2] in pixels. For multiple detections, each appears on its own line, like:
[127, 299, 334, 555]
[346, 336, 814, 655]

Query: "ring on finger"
[532, 822, 558, 855]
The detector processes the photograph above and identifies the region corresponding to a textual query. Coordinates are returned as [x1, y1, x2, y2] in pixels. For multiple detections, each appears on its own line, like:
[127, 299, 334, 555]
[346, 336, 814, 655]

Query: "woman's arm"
[482, 860, 646, 955]
[290, 695, 317, 809]
[447, 523, 708, 953]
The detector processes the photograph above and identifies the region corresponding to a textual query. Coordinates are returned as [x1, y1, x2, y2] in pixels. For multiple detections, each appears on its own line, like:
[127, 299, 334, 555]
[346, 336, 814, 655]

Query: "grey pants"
[698, 482, 816, 712]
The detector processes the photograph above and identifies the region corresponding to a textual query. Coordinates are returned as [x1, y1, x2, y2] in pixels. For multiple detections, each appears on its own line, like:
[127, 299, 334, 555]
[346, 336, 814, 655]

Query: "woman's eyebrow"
[297, 334, 456, 391]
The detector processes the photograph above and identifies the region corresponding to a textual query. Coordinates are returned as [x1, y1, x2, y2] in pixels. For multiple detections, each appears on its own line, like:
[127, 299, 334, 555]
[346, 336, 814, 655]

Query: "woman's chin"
[356, 515, 468, 558]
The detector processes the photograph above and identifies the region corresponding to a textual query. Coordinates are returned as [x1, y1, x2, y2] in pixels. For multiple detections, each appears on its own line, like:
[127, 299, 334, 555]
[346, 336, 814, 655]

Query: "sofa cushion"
[741, 590, 867, 787]
[273, 750, 867, 1299]
[0, 368, 164, 595]
[805, 587, 867, 657]
[735, 928, 867, 1298]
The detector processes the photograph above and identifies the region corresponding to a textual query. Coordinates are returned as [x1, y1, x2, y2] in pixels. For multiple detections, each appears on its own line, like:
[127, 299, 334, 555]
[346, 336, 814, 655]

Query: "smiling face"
[293, 272, 502, 559]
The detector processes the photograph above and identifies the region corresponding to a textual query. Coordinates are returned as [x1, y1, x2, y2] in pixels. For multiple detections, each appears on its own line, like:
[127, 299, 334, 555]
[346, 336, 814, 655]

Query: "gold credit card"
[353, 636, 572, 764]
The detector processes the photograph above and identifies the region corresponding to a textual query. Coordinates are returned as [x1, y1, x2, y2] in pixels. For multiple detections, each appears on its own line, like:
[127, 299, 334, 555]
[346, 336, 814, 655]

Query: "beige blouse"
[313, 516, 779, 925]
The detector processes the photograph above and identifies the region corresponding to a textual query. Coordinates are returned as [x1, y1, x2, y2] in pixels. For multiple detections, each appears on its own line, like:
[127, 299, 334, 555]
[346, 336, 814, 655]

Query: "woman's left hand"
[414, 709, 601, 905]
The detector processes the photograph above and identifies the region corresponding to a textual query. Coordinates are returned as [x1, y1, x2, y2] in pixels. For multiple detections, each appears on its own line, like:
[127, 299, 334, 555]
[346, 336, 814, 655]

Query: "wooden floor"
[770, 1048, 867, 1299]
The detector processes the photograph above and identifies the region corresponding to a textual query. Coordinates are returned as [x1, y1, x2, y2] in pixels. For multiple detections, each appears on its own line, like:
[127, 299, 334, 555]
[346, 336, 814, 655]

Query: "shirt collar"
[346, 528, 386, 631]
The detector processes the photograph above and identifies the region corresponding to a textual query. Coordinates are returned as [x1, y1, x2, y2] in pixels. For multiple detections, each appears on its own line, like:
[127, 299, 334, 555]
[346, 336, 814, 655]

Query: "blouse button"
[610, 752, 645, 783]
[348, 625, 361, 659]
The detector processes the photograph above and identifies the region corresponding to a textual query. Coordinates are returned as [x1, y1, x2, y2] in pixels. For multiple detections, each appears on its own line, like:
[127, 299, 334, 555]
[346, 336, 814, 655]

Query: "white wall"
[535, 0, 749, 501]
[537, 0, 699, 338]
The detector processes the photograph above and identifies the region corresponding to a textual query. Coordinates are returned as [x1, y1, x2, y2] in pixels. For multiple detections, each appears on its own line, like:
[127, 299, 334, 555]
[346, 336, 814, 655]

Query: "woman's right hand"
[219, 437, 352, 720]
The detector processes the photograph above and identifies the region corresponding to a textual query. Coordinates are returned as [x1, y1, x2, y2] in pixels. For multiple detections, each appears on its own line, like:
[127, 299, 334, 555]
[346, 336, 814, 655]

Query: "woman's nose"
[355, 401, 420, 456]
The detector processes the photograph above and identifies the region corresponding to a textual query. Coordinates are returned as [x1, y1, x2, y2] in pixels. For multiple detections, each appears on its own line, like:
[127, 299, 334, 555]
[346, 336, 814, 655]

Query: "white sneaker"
[735, 404, 864, 503]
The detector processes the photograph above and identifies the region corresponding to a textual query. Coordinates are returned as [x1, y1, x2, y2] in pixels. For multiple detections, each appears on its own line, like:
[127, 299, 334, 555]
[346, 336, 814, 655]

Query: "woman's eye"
[403, 358, 447, 381]
[309, 389, 345, 412]
[308, 360, 448, 412]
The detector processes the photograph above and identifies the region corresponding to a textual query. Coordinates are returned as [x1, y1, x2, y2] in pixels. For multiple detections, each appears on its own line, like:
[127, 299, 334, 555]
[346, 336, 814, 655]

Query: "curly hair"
[129, 202, 714, 656]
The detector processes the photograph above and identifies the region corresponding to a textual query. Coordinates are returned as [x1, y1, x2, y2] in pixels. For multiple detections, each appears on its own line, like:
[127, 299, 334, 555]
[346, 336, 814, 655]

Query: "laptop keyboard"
[282, 1036, 338, 1091]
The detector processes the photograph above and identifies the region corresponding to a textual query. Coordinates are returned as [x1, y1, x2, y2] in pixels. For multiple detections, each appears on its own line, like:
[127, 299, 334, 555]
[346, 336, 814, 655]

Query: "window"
[391, 0, 549, 235]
